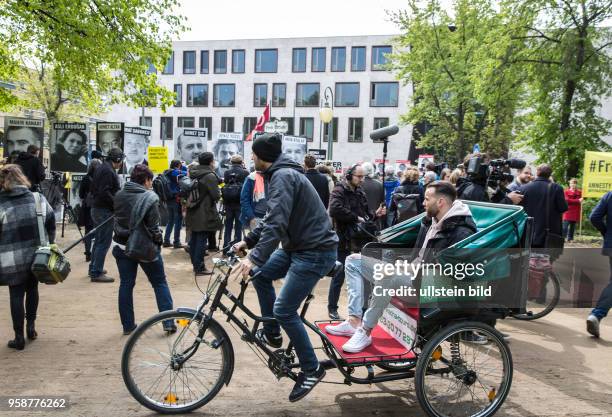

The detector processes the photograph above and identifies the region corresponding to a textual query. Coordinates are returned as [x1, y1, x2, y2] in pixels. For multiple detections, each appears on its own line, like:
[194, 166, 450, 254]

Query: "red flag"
[246, 103, 270, 141]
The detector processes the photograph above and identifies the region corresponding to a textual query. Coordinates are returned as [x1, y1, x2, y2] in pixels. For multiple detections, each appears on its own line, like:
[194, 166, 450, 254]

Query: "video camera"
[467, 157, 526, 189]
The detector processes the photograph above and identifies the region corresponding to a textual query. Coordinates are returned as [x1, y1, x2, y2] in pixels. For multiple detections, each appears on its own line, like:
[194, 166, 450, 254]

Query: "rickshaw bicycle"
[121, 201, 533, 417]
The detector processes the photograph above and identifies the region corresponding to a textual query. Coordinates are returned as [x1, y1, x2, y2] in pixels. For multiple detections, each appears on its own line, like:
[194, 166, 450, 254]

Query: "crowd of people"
[0, 135, 611, 400]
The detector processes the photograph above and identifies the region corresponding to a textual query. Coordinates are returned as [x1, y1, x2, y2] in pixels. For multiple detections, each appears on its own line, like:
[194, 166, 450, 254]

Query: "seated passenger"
[326, 181, 478, 352]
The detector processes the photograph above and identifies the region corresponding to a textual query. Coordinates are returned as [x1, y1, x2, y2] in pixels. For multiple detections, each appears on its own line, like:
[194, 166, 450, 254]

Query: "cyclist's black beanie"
[252, 133, 282, 162]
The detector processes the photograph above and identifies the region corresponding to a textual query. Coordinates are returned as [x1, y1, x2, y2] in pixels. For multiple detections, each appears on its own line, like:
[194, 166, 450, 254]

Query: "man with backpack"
[185, 152, 221, 276]
[222, 155, 249, 254]
[157, 160, 187, 248]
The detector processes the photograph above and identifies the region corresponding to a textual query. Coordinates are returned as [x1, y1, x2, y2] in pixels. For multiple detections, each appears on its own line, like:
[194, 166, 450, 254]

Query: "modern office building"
[102, 35, 413, 169]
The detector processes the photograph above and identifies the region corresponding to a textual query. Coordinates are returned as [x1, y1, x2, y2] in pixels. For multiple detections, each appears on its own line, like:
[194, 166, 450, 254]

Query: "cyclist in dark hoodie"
[232, 133, 338, 403]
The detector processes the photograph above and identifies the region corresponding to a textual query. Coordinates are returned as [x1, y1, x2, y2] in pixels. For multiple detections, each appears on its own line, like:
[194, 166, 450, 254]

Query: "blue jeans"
[223, 206, 242, 250]
[89, 207, 114, 277]
[563, 221, 576, 241]
[251, 248, 337, 373]
[164, 200, 183, 245]
[113, 246, 174, 331]
[189, 231, 208, 271]
[591, 256, 612, 320]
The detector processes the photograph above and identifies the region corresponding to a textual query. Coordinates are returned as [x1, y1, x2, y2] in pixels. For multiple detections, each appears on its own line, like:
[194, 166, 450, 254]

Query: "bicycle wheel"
[122, 310, 233, 414]
[513, 271, 560, 321]
[415, 321, 513, 417]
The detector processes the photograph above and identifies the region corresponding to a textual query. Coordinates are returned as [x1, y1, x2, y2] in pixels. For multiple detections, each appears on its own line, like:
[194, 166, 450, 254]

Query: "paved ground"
[1, 227, 611, 417]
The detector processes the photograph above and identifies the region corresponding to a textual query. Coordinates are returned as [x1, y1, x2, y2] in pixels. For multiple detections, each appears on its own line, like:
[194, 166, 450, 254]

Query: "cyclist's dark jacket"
[244, 155, 338, 266]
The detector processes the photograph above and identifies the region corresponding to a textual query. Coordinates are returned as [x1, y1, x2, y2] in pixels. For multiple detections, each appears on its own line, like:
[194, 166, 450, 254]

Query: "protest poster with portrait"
[50, 122, 89, 172]
[69, 173, 85, 213]
[96, 122, 124, 157]
[174, 127, 207, 166]
[282, 135, 307, 164]
[123, 126, 151, 175]
[214, 132, 243, 177]
[3, 116, 44, 158]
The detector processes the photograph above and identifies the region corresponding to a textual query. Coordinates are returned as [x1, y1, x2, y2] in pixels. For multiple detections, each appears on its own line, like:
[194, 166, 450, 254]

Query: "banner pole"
[579, 200, 583, 237]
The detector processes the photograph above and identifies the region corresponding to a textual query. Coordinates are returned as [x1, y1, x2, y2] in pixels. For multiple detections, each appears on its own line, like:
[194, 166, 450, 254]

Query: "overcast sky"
[177, 0, 411, 40]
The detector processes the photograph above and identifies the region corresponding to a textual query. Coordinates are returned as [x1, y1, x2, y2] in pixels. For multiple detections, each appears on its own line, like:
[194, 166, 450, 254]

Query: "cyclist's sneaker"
[255, 329, 283, 348]
[587, 314, 600, 338]
[289, 365, 326, 402]
[328, 309, 341, 320]
[342, 327, 372, 353]
[461, 331, 488, 345]
[325, 320, 357, 336]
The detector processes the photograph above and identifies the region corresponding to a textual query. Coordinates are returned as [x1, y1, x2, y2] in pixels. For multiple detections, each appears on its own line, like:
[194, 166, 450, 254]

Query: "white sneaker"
[587, 314, 600, 338]
[325, 320, 357, 336]
[342, 327, 372, 353]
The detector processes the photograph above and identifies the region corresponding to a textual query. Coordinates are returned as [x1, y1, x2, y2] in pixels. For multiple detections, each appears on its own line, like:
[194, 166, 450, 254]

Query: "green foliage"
[390, 0, 529, 164]
[514, 0, 612, 182]
[0, 0, 186, 112]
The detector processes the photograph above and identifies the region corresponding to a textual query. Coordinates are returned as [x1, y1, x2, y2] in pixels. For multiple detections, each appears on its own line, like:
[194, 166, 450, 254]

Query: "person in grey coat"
[232, 133, 338, 402]
[0, 165, 55, 350]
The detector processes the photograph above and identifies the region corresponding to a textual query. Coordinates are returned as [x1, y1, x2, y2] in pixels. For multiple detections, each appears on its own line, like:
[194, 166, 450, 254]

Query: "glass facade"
[272, 83, 286, 107]
[200, 50, 209, 74]
[312, 48, 326, 72]
[254, 83, 267, 107]
[214, 50, 227, 73]
[292, 48, 306, 72]
[214, 84, 235, 107]
[299, 117, 314, 141]
[374, 117, 390, 130]
[232, 49, 245, 73]
[160, 117, 173, 140]
[348, 118, 363, 142]
[178, 117, 195, 128]
[296, 83, 320, 107]
[221, 117, 234, 132]
[183, 50, 196, 74]
[370, 82, 399, 107]
[331, 47, 346, 72]
[351, 46, 366, 71]
[372, 45, 392, 70]
[255, 49, 278, 73]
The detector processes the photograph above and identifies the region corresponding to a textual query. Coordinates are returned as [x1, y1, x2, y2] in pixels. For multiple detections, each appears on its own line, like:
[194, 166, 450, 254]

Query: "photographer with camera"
[456, 153, 524, 206]
[328, 164, 386, 320]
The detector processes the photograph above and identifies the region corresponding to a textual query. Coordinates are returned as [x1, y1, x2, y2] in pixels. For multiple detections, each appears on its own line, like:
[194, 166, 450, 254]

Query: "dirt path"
[1, 228, 611, 417]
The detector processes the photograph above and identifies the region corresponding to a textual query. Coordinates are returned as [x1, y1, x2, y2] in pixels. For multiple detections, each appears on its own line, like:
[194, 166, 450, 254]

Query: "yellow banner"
[148, 146, 168, 174]
[583, 151, 612, 198]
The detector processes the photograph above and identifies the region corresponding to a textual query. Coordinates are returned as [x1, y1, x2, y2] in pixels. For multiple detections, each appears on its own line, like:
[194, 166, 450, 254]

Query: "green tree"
[513, 0, 612, 181]
[0, 0, 185, 112]
[390, 0, 529, 164]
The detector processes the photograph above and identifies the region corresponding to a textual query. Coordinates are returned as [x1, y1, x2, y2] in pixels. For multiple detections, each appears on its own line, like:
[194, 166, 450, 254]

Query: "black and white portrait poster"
[50, 122, 89, 172]
[214, 132, 243, 177]
[174, 127, 207, 166]
[3, 116, 44, 158]
[123, 126, 151, 175]
[96, 122, 124, 156]
[69, 173, 84, 211]
[282, 135, 307, 164]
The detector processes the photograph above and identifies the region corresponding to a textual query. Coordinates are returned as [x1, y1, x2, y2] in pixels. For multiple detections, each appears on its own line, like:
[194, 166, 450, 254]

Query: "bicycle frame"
[175, 257, 419, 386]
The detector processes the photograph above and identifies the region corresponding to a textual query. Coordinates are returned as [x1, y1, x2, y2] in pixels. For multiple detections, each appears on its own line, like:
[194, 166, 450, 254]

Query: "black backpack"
[152, 173, 172, 202]
[222, 172, 243, 204]
[392, 193, 421, 225]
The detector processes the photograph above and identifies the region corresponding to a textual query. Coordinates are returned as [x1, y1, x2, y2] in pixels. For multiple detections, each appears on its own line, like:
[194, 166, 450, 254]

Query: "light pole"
[319, 86, 334, 160]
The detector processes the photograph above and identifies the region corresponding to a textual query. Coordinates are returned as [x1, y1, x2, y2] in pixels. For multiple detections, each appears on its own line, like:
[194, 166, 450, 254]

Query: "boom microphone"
[370, 124, 399, 142]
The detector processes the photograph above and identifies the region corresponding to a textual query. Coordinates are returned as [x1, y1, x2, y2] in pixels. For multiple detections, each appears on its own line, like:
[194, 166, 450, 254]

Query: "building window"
[162, 52, 174, 74]
[272, 83, 286, 107]
[299, 117, 314, 142]
[139, 116, 152, 127]
[292, 48, 306, 72]
[221, 117, 234, 133]
[199, 117, 212, 139]
[370, 82, 399, 107]
[213, 84, 235, 107]
[331, 47, 346, 72]
[200, 50, 209, 74]
[374, 117, 390, 130]
[372, 45, 392, 70]
[323, 117, 338, 142]
[348, 118, 363, 142]
[280, 117, 294, 135]
[232, 49, 245, 73]
[351, 46, 366, 71]
[254, 83, 267, 107]
[255, 49, 278, 73]
[296, 83, 320, 107]
[243, 117, 258, 135]
[335, 82, 359, 107]
[214, 50, 227, 74]
[146, 60, 156, 74]
[312, 47, 326, 72]
[183, 50, 196, 74]
[187, 84, 208, 107]
[178, 117, 195, 128]
[160, 117, 173, 140]
[173, 84, 182, 107]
